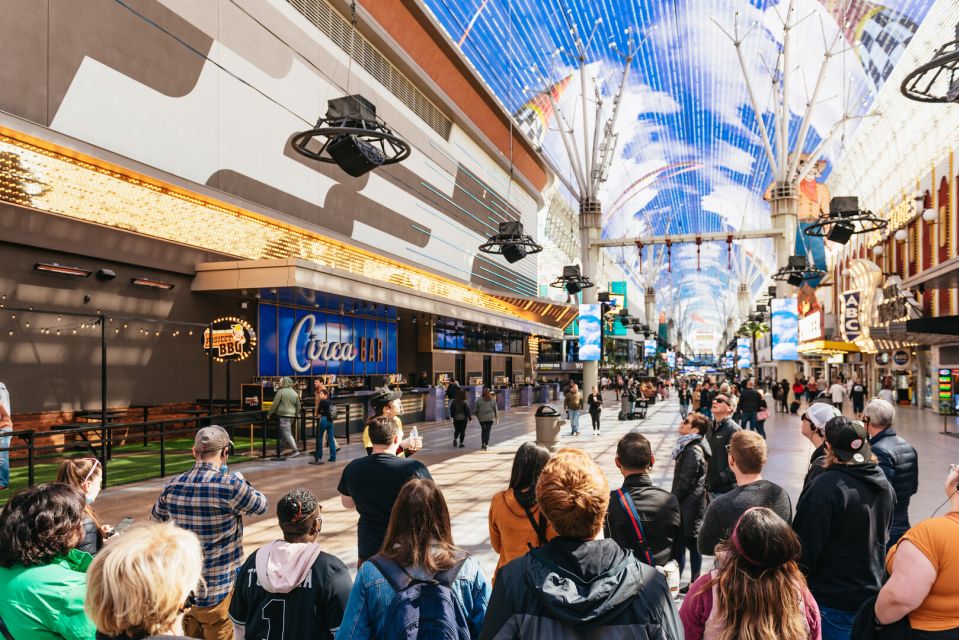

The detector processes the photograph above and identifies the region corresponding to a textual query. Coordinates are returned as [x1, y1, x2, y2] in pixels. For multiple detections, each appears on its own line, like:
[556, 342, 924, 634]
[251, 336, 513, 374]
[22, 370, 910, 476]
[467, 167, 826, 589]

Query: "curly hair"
[0, 483, 85, 567]
[277, 488, 321, 537]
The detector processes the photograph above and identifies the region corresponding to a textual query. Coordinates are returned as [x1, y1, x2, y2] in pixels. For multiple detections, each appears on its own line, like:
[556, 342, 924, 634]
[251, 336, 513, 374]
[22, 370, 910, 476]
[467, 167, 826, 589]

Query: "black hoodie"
[792, 461, 895, 612]
[479, 537, 682, 639]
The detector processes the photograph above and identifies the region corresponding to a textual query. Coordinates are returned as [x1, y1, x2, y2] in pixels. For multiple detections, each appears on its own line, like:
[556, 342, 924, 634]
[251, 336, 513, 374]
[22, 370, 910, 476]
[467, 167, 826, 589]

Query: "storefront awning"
[903, 254, 959, 291]
[870, 317, 959, 346]
[192, 258, 571, 338]
[798, 340, 861, 356]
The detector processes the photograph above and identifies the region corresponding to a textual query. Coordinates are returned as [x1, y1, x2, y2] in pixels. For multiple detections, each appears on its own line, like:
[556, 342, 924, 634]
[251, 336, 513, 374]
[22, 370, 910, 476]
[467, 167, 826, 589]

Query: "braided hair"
[276, 489, 320, 537]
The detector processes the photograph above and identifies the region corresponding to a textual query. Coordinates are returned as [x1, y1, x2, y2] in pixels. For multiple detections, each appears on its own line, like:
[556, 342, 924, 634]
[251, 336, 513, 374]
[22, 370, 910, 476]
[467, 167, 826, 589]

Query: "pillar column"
[580, 198, 602, 395]
[770, 182, 799, 383]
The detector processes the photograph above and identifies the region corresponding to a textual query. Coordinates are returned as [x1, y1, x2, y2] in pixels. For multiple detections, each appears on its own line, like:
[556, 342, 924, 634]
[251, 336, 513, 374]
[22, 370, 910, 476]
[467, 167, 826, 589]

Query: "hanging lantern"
[636, 240, 644, 273]
[665, 239, 672, 273]
[695, 236, 702, 271]
[726, 235, 733, 270]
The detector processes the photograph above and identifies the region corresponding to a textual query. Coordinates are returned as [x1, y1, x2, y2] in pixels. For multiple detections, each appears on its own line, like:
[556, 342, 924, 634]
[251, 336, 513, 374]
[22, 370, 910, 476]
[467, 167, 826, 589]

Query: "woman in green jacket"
[0, 483, 96, 640]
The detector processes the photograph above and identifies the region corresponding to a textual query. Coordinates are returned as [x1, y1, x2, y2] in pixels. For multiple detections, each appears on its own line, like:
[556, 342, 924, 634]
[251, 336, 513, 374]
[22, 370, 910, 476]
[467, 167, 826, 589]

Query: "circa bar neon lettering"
[289, 315, 357, 373]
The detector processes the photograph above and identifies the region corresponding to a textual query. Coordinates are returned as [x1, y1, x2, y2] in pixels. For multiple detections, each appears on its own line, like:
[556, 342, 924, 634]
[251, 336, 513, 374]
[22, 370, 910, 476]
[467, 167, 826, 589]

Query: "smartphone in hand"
[110, 516, 135, 537]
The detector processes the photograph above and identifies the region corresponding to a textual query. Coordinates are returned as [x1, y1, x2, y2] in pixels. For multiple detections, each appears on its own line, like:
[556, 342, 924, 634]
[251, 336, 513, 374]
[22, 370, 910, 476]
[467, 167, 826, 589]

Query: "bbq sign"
[258, 303, 396, 376]
[203, 317, 256, 362]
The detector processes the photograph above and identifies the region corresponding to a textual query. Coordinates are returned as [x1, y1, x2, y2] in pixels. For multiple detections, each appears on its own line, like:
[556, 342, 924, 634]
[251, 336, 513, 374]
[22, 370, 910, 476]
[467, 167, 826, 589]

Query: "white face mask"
[85, 491, 96, 505]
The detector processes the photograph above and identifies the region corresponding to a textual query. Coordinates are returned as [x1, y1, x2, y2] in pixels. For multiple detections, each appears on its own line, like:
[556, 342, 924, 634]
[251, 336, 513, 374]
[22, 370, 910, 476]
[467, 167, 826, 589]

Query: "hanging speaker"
[327, 134, 386, 177]
[827, 221, 855, 245]
[501, 244, 527, 264]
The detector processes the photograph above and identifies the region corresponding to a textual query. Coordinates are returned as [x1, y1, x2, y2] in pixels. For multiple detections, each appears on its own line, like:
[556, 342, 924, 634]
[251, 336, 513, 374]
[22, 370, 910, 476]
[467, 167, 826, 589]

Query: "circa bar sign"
[258, 303, 396, 377]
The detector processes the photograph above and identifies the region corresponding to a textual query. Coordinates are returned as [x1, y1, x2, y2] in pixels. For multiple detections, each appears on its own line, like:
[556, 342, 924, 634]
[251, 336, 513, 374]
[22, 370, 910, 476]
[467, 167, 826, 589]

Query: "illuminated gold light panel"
[0, 133, 574, 327]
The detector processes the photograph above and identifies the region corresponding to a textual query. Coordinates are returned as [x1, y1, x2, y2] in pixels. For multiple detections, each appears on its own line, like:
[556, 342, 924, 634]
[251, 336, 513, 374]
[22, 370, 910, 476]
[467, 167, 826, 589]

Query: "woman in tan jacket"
[488, 442, 556, 577]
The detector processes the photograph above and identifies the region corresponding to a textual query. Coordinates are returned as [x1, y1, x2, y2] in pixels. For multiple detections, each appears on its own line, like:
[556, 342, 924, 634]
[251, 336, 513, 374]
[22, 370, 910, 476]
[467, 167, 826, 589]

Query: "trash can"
[534, 405, 565, 451]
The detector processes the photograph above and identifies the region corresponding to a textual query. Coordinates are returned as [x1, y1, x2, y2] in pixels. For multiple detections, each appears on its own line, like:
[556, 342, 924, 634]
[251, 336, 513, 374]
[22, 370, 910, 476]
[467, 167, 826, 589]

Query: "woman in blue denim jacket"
[338, 478, 491, 639]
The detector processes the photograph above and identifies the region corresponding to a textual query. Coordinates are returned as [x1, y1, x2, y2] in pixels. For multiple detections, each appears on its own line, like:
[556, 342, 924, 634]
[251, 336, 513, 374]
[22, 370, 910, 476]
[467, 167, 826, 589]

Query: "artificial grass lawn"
[1, 433, 281, 506]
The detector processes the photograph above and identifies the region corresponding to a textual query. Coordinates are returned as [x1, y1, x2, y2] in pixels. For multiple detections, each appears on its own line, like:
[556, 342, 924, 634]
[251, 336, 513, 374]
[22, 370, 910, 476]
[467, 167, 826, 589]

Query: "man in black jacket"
[698, 382, 713, 419]
[481, 448, 682, 640]
[704, 394, 740, 497]
[737, 379, 764, 438]
[863, 398, 918, 548]
[605, 433, 681, 566]
[793, 416, 895, 640]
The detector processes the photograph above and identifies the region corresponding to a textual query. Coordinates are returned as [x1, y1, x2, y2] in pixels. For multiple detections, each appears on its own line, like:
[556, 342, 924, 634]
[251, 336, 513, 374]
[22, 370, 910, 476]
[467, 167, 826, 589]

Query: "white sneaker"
[289, 450, 301, 458]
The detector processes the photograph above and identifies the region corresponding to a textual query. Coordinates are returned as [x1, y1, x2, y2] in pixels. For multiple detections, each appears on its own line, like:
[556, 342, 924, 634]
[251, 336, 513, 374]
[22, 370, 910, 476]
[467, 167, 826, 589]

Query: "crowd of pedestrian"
[0, 374, 950, 640]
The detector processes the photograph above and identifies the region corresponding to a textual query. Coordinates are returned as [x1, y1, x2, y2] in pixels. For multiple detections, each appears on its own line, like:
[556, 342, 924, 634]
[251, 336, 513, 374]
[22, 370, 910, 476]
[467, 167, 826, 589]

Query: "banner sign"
[203, 316, 256, 363]
[725, 351, 734, 369]
[258, 303, 396, 376]
[667, 351, 675, 368]
[841, 291, 862, 342]
[577, 304, 602, 362]
[771, 298, 800, 361]
[644, 339, 657, 357]
[799, 310, 824, 343]
[736, 338, 751, 369]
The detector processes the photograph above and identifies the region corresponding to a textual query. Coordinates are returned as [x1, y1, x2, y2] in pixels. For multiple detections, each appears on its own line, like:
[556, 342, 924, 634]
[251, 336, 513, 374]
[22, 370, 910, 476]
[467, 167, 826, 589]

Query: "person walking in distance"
[605, 433, 682, 567]
[151, 426, 268, 640]
[677, 381, 693, 420]
[475, 388, 499, 451]
[863, 397, 918, 549]
[587, 385, 603, 435]
[268, 377, 302, 457]
[848, 378, 868, 419]
[0, 381, 12, 491]
[564, 383, 584, 436]
[737, 379, 765, 438]
[315, 387, 337, 462]
[671, 413, 711, 593]
[450, 390, 472, 448]
[699, 382, 713, 419]
[829, 379, 846, 411]
[705, 394, 741, 498]
[792, 416, 895, 640]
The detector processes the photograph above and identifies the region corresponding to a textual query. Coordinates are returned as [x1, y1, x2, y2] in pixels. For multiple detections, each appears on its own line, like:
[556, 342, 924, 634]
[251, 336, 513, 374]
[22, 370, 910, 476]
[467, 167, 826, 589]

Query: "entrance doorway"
[483, 355, 492, 388]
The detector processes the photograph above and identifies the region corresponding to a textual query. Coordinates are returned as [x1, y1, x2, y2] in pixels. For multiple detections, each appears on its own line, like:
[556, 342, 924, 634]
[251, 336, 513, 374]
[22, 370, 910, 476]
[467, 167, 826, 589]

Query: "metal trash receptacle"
[534, 405, 565, 451]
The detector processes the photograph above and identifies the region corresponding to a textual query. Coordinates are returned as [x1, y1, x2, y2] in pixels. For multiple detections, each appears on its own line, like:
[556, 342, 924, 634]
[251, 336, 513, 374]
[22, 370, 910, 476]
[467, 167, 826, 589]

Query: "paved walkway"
[94, 391, 959, 581]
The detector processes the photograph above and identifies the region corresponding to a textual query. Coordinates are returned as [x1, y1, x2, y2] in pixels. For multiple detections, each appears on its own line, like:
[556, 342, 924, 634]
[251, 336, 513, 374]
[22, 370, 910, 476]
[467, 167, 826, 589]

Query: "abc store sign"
[258, 303, 397, 376]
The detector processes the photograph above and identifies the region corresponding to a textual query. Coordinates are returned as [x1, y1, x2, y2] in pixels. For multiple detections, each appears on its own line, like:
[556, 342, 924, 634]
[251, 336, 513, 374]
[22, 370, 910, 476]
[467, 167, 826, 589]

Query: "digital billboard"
[771, 298, 800, 361]
[577, 304, 602, 362]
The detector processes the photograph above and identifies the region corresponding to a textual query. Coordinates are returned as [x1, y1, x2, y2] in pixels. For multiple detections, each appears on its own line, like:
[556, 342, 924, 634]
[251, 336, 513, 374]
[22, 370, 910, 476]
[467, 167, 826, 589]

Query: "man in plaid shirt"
[152, 425, 267, 639]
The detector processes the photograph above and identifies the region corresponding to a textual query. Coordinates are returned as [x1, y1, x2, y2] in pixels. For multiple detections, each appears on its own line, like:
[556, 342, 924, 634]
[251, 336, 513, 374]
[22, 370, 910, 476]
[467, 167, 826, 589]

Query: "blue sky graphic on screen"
[423, 0, 934, 335]
[737, 337, 751, 369]
[644, 340, 656, 358]
[771, 298, 800, 361]
[578, 303, 602, 361]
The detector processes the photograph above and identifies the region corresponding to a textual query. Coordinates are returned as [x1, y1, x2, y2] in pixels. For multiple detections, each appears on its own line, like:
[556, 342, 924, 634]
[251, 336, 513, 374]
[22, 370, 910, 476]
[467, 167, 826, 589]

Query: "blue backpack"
[368, 554, 471, 640]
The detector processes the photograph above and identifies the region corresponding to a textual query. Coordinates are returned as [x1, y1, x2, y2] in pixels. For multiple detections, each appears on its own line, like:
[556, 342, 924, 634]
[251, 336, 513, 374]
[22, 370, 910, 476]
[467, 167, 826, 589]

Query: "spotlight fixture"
[290, 95, 410, 177]
[33, 262, 91, 278]
[597, 292, 611, 303]
[804, 196, 887, 245]
[95, 268, 117, 281]
[478, 221, 543, 264]
[550, 265, 594, 296]
[772, 255, 826, 287]
[131, 277, 175, 290]
[901, 23, 959, 103]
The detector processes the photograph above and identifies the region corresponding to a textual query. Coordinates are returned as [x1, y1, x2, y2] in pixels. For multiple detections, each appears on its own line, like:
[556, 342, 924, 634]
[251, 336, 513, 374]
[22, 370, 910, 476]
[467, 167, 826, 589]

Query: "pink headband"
[730, 507, 765, 567]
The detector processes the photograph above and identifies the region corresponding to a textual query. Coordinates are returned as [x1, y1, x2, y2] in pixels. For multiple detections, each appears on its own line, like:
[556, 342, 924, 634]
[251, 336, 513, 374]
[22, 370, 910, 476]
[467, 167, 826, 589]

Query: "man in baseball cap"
[800, 401, 841, 491]
[194, 425, 235, 455]
[153, 424, 266, 638]
[793, 415, 894, 637]
[824, 416, 873, 465]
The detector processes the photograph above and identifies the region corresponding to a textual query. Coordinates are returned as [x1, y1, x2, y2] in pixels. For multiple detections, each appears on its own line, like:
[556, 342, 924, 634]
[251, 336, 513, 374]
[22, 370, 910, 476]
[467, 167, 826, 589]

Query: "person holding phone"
[57, 458, 108, 555]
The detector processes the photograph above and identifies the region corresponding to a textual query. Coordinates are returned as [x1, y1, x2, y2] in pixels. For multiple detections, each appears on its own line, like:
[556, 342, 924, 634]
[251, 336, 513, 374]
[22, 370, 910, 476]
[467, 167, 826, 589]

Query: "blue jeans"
[699, 406, 712, 419]
[0, 429, 10, 488]
[679, 403, 689, 419]
[819, 605, 856, 640]
[742, 411, 765, 438]
[318, 416, 336, 461]
[568, 409, 581, 434]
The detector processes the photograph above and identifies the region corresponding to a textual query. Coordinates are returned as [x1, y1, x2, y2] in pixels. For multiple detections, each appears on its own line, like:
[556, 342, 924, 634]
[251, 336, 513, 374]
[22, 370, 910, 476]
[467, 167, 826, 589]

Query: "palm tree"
[738, 320, 769, 379]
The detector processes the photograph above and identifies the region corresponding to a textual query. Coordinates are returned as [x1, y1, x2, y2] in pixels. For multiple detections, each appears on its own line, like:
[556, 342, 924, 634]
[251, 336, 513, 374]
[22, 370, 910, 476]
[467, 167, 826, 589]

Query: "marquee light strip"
[0, 132, 575, 329]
